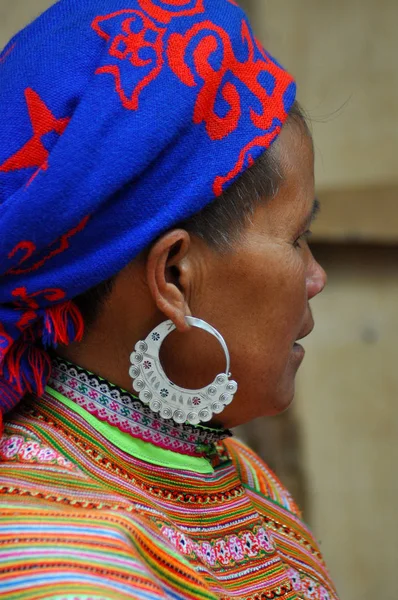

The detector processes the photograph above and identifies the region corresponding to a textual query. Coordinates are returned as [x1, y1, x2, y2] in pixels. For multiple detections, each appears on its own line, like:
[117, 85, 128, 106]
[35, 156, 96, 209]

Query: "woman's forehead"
[256, 126, 315, 230]
[277, 121, 315, 180]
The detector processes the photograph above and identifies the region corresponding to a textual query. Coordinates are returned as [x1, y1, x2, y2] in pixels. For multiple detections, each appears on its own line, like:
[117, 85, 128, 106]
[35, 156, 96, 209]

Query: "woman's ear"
[146, 229, 192, 332]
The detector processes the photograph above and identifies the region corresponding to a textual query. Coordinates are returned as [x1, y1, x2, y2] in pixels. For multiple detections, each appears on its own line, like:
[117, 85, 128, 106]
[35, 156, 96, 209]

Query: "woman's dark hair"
[75, 101, 307, 326]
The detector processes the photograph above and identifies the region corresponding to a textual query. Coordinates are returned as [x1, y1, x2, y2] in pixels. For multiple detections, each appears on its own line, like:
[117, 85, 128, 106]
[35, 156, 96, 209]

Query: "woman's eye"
[293, 230, 312, 249]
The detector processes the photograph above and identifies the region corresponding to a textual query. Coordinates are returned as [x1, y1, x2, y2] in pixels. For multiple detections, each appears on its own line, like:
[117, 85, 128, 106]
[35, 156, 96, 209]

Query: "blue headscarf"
[0, 0, 296, 421]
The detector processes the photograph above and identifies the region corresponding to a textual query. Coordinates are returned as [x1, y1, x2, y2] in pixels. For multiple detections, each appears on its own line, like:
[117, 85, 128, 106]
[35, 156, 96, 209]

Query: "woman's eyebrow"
[307, 198, 321, 226]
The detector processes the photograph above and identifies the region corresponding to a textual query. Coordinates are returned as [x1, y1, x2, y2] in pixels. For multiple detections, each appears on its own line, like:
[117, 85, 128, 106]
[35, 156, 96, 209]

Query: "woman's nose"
[307, 260, 327, 300]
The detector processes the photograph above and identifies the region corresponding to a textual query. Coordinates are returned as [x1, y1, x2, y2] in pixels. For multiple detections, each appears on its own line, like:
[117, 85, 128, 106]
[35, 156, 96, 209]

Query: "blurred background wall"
[1, 1, 397, 599]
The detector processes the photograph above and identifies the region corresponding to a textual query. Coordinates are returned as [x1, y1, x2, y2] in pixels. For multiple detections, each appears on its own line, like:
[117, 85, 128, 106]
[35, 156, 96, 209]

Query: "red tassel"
[4, 338, 51, 396]
[1, 301, 84, 404]
[0, 301, 84, 403]
[44, 301, 84, 346]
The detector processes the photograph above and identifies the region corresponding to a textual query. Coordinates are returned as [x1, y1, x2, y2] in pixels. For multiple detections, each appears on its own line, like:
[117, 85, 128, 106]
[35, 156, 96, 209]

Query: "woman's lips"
[292, 319, 314, 361]
[295, 318, 315, 344]
[291, 342, 305, 361]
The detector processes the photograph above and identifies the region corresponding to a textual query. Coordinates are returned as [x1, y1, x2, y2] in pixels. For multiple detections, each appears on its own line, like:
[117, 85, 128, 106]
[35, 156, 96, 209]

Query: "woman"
[0, 1, 336, 599]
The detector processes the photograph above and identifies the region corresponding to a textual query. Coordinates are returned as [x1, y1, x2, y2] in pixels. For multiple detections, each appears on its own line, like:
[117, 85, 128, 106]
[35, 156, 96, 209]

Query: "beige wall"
[298, 246, 398, 598]
[248, 0, 398, 191]
[0, 0, 54, 47]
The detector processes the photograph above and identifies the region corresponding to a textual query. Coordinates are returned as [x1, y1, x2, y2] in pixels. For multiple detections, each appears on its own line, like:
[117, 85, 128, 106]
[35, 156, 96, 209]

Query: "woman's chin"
[213, 386, 295, 429]
[264, 390, 295, 417]
[263, 374, 298, 418]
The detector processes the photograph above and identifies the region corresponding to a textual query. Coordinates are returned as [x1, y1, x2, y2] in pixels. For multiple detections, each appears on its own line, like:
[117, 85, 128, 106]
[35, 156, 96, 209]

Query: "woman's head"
[0, 0, 315, 427]
[71, 103, 326, 428]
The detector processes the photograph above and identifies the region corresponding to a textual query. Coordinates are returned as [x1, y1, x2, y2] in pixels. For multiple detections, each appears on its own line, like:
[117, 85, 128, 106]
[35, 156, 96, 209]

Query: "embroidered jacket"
[0, 359, 339, 600]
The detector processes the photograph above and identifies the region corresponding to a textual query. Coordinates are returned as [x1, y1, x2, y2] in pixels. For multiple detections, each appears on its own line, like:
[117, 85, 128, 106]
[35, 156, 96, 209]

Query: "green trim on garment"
[46, 386, 214, 474]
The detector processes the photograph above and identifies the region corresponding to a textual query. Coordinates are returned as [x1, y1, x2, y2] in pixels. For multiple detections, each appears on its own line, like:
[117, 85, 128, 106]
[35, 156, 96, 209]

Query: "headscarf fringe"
[3, 340, 52, 397]
[42, 301, 84, 347]
[1, 301, 84, 401]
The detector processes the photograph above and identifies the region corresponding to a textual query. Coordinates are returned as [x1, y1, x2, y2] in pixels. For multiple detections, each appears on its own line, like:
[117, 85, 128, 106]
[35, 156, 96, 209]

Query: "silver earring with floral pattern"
[129, 317, 238, 426]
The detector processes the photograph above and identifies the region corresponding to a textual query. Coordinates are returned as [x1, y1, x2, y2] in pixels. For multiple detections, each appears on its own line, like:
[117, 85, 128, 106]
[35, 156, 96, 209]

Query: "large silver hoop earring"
[129, 317, 238, 426]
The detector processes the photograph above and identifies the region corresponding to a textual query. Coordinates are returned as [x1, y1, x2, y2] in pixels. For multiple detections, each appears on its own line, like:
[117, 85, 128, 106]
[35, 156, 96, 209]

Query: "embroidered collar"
[48, 358, 231, 458]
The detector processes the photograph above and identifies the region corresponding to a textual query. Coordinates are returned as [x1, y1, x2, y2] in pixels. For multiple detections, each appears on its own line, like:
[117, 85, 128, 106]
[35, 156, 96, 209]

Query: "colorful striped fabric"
[0, 364, 339, 600]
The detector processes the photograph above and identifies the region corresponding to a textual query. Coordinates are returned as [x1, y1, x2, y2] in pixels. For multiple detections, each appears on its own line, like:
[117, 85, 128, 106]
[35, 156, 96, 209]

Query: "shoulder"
[224, 436, 302, 517]
[0, 498, 216, 600]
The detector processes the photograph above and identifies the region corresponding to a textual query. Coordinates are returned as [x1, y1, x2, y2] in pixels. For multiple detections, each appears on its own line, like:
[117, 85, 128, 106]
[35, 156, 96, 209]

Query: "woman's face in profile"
[76, 120, 327, 430]
[160, 121, 327, 428]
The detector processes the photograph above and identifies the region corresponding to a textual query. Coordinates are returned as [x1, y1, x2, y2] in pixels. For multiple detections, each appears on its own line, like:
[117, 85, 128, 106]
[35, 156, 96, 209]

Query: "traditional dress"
[0, 3, 338, 598]
[0, 358, 338, 600]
